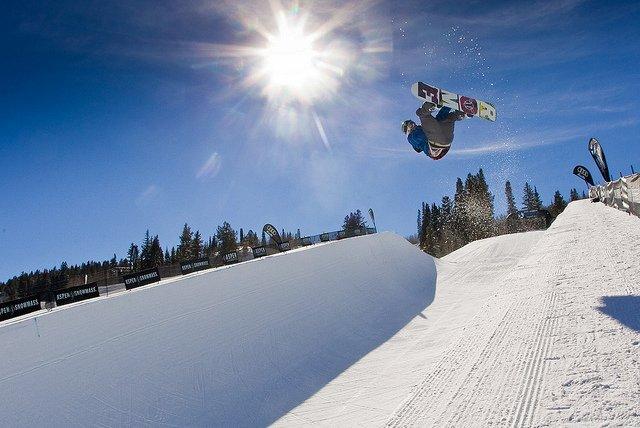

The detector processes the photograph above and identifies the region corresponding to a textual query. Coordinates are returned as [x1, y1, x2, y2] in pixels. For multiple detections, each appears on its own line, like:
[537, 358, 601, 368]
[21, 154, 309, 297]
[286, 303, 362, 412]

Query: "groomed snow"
[2, 200, 638, 427]
[0, 232, 436, 426]
[279, 200, 640, 426]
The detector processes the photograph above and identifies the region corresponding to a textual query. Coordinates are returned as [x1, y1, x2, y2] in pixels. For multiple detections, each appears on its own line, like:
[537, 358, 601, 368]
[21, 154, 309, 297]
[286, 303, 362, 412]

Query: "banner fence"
[1, 226, 378, 306]
[589, 173, 640, 218]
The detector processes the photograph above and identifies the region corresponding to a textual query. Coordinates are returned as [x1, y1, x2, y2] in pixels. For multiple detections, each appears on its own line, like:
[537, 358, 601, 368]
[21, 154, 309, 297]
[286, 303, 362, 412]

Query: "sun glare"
[253, 13, 343, 105]
[206, 1, 390, 144]
[263, 25, 318, 89]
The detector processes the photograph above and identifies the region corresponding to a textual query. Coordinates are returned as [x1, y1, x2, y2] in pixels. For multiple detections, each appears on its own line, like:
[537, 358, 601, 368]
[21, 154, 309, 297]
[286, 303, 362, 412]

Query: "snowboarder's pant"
[416, 105, 456, 146]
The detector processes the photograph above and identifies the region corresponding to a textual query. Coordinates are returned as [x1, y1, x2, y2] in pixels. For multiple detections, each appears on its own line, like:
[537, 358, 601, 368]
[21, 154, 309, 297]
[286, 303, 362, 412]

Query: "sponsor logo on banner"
[0, 296, 41, 321]
[222, 251, 239, 264]
[180, 258, 211, 275]
[278, 241, 291, 252]
[301, 237, 312, 246]
[319, 233, 331, 242]
[588, 138, 611, 182]
[55, 283, 99, 306]
[573, 165, 595, 186]
[252, 246, 268, 258]
[262, 224, 282, 245]
[123, 267, 161, 290]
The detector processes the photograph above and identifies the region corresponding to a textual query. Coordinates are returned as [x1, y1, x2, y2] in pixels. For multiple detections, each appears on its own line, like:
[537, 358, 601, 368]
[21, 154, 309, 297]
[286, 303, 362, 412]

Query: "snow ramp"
[0, 232, 436, 426]
[278, 201, 640, 426]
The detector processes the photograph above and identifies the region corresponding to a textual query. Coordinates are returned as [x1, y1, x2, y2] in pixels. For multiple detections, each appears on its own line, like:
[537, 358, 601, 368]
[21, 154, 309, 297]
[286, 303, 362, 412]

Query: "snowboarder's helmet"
[401, 120, 416, 134]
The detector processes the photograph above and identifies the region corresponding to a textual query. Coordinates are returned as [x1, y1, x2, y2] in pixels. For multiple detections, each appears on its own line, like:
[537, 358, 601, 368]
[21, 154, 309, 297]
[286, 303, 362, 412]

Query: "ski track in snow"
[278, 200, 640, 427]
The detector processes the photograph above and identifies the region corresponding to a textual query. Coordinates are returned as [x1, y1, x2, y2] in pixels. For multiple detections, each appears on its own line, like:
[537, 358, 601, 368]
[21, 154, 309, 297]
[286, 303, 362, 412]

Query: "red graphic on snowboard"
[459, 96, 478, 115]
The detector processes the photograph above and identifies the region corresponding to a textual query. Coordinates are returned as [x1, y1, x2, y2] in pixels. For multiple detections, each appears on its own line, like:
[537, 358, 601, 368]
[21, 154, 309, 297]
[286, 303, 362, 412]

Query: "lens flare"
[253, 12, 345, 106]
[201, 0, 391, 148]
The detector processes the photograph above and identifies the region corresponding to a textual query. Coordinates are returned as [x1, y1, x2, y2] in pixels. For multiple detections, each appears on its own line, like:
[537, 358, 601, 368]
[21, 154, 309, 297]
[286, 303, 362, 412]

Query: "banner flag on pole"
[588, 137, 611, 182]
[573, 165, 595, 186]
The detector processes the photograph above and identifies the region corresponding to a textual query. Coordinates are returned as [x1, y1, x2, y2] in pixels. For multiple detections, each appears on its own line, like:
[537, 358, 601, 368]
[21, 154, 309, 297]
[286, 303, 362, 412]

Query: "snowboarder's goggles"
[401, 120, 416, 134]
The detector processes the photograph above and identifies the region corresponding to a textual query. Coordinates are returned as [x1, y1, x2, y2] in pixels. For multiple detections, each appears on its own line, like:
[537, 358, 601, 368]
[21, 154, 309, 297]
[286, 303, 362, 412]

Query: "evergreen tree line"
[416, 169, 586, 257]
[0, 221, 304, 301]
[342, 209, 369, 232]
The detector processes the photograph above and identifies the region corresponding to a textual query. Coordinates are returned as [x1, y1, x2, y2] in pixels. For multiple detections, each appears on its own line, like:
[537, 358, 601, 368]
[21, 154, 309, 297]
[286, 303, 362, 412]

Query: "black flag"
[588, 137, 611, 182]
[262, 224, 282, 245]
[572, 165, 595, 186]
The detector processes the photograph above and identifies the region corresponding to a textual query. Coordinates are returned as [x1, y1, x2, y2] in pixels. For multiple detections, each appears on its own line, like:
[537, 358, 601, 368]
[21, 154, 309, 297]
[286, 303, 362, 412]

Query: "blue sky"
[1, 0, 639, 280]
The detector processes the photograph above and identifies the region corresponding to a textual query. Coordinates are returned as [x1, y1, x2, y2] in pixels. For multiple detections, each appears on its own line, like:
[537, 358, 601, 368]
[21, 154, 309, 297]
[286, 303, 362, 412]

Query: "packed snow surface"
[1, 200, 639, 427]
[0, 232, 436, 426]
[279, 200, 640, 426]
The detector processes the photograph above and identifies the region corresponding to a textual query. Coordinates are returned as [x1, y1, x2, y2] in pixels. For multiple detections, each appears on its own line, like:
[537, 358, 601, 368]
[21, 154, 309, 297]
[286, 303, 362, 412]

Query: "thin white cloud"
[451, 117, 639, 157]
[196, 152, 222, 180]
[135, 184, 160, 206]
[436, 0, 586, 30]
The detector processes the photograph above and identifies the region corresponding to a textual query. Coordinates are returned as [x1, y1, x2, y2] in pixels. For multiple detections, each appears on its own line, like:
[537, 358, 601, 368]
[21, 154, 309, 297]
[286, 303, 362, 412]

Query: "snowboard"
[411, 82, 497, 122]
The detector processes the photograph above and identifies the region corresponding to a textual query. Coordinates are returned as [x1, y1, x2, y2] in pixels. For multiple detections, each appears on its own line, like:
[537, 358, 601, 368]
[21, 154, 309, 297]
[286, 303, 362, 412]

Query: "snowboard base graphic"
[411, 82, 497, 122]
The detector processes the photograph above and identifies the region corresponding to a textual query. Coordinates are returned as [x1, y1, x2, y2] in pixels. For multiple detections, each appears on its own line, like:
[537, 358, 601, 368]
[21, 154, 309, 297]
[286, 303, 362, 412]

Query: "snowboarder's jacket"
[407, 126, 450, 160]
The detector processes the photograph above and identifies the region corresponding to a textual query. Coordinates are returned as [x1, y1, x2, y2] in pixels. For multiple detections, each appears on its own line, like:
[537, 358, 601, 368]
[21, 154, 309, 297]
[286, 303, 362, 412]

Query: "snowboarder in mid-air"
[404, 82, 497, 160]
[402, 102, 466, 160]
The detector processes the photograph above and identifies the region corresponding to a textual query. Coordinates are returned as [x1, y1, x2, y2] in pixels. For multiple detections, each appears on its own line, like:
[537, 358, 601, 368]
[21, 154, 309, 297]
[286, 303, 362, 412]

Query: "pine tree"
[532, 186, 543, 210]
[505, 181, 518, 216]
[192, 231, 203, 258]
[149, 235, 164, 267]
[548, 190, 568, 218]
[243, 230, 260, 247]
[452, 176, 467, 246]
[419, 203, 431, 250]
[177, 223, 193, 261]
[239, 228, 244, 243]
[522, 182, 536, 210]
[440, 196, 455, 254]
[430, 203, 443, 256]
[569, 188, 580, 201]
[216, 222, 238, 254]
[164, 248, 171, 264]
[463, 169, 495, 241]
[127, 243, 140, 270]
[343, 209, 367, 232]
[140, 230, 152, 268]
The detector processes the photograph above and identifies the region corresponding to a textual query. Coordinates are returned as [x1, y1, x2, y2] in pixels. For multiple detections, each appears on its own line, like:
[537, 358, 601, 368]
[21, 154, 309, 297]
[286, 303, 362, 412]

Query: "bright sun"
[262, 25, 319, 89]
[204, 2, 388, 142]
[255, 13, 342, 105]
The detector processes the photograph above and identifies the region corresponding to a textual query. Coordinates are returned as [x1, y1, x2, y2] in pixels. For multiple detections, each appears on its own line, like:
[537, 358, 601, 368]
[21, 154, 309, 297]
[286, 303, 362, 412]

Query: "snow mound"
[0, 232, 436, 426]
[443, 230, 543, 264]
[278, 201, 640, 426]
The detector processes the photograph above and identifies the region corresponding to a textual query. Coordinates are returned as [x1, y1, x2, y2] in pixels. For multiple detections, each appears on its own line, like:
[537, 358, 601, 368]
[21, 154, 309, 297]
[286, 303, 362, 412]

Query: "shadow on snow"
[597, 295, 640, 332]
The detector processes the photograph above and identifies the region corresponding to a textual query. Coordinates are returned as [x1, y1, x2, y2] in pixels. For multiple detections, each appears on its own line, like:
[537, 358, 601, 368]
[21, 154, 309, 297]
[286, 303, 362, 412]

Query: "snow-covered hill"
[1, 200, 638, 427]
[0, 232, 436, 426]
[279, 200, 640, 427]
